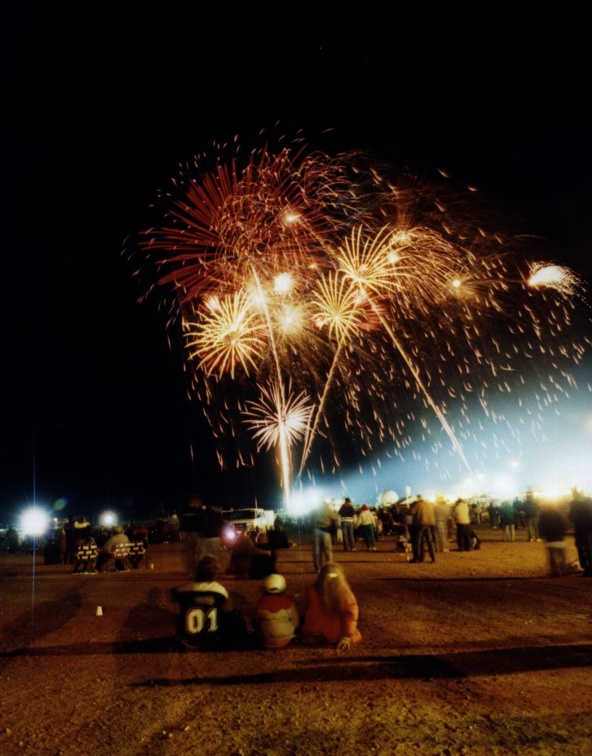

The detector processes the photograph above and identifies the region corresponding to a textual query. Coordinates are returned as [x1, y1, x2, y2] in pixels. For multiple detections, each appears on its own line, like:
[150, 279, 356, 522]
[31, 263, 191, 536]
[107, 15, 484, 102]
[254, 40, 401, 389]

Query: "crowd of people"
[306, 494, 483, 566]
[302, 489, 591, 576]
[3, 487, 590, 655]
[166, 486, 592, 654]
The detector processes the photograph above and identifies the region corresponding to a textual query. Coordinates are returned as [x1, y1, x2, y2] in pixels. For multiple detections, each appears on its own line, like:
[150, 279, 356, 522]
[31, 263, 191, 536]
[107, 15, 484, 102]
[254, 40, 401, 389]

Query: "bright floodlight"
[101, 511, 117, 528]
[20, 507, 50, 536]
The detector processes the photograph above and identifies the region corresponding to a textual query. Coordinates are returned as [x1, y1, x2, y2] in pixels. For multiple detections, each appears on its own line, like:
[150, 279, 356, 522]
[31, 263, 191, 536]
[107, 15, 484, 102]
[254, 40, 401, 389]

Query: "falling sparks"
[528, 263, 583, 296]
[184, 291, 267, 378]
[128, 134, 592, 506]
[243, 383, 314, 453]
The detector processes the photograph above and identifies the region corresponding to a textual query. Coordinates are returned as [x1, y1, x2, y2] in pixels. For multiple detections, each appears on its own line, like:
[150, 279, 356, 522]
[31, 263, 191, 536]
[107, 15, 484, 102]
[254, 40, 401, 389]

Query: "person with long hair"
[301, 562, 361, 652]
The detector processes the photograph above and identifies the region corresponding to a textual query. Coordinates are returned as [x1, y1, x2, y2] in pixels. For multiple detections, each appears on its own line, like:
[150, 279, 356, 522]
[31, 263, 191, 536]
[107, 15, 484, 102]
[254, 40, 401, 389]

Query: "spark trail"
[128, 134, 591, 507]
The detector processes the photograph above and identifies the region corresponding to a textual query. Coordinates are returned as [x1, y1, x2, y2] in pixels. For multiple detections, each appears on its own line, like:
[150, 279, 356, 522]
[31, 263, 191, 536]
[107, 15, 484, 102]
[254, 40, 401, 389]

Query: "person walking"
[312, 500, 340, 571]
[338, 497, 356, 552]
[63, 515, 78, 565]
[357, 505, 377, 551]
[500, 501, 517, 542]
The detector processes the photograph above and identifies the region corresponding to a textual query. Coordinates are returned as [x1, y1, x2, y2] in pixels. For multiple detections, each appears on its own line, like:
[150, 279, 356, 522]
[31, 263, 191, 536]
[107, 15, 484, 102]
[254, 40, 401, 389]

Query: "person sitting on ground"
[170, 555, 251, 649]
[229, 531, 276, 579]
[255, 573, 300, 649]
[301, 562, 361, 653]
[96, 525, 130, 572]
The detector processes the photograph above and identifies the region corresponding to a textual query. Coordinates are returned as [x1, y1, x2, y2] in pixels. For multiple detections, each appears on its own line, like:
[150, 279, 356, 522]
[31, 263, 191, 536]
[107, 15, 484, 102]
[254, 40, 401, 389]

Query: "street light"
[20, 506, 50, 540]
[19, 505, 50, 646]
[100, 511, 117, 529]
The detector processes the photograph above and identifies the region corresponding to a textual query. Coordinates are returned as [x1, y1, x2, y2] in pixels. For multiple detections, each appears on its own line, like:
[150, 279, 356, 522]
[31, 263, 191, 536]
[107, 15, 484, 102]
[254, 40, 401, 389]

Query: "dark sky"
[3, 7, 591, 522]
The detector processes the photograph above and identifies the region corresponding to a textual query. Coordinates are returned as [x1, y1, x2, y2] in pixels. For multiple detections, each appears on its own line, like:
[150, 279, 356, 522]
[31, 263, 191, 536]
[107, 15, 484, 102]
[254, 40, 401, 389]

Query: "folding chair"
[106, 542, 131, 572]
[72, 543, 99, 574]
[127, 541, 147, 568]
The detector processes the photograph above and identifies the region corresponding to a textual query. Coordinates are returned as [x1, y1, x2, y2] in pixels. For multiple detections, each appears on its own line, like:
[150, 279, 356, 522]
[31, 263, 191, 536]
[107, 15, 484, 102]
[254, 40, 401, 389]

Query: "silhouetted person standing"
[338, 498, 356, 552]
[181, 496, 207, 577]
[524, 491, 541, 542]
[539, 505, 569, 576]
[568, 489, 592, 577]
[453, 498, 472, 552]
[409, 497, 436, 563]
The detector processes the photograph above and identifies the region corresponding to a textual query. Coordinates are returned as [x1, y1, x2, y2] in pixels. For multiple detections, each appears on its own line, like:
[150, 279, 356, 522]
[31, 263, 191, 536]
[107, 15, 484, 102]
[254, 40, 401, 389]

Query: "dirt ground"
[1, 526, 591, 756]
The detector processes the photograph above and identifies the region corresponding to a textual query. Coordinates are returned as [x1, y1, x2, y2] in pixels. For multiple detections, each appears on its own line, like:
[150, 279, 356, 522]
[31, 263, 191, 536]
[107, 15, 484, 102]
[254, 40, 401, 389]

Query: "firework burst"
[528, 262, 585, 297]
[184, 291, 268, 379]
[129, 134, 591, 507]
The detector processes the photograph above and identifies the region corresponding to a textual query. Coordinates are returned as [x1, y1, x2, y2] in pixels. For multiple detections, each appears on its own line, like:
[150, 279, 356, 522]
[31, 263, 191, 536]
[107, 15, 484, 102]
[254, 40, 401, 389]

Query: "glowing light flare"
[100, 511, 117, 528]
[273, 302, 307, 338]
[528, 263, 583, 296]
[204, 295, 222, 312]
[20, 507, 50, 536]
[274, 272, 294, 295]
[282, 210, 301, 225]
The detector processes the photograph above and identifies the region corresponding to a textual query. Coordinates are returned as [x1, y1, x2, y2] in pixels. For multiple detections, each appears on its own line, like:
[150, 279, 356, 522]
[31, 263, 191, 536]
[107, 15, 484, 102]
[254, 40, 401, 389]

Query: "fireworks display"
[129, 135, 592, 509]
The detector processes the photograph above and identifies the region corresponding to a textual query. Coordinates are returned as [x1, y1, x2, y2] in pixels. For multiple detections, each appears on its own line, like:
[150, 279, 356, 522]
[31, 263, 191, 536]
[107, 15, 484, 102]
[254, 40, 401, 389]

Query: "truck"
[221, 508, 276, 546]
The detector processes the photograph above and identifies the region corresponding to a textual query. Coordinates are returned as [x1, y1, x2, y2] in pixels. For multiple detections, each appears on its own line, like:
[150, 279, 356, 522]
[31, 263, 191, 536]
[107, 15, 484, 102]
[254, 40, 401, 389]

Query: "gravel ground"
[1, 527, 591, 756]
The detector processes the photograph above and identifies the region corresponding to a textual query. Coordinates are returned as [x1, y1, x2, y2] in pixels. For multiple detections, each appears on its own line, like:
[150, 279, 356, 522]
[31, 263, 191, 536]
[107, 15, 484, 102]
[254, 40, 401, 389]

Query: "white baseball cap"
[264, 573, 286, 593]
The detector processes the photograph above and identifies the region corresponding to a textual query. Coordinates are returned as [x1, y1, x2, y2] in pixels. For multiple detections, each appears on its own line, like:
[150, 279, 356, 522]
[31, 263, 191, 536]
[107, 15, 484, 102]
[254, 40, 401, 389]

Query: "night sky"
[3, 7, 591, 523]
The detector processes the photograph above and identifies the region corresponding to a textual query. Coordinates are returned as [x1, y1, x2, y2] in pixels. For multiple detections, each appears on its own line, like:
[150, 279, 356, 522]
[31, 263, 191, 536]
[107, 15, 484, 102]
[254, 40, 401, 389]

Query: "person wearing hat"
[254, 573, 300, 649]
